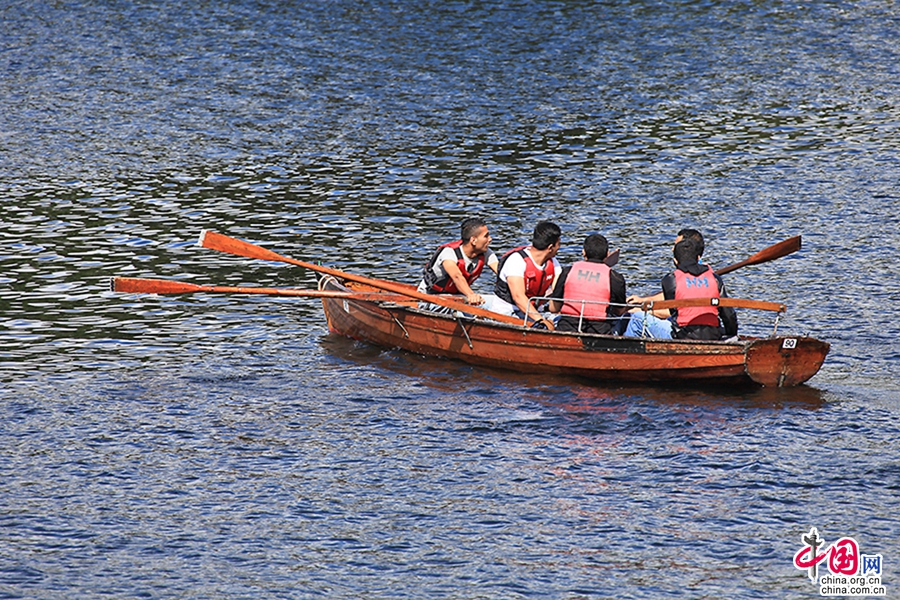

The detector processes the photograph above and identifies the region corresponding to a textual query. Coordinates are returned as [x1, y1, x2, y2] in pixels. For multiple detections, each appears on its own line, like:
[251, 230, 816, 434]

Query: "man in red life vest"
[547, 233, 627, 334]
[625, 238, 738, 339]
[417, 217, 499, 307]
[482, 221, 562, 330]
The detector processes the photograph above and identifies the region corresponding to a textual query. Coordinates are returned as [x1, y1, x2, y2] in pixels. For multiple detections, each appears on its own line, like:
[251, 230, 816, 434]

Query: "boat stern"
[745, 336, 830, 387]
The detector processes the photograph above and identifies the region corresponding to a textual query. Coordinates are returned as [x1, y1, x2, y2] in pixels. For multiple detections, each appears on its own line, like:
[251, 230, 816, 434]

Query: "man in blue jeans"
[625, 238, 737, 340]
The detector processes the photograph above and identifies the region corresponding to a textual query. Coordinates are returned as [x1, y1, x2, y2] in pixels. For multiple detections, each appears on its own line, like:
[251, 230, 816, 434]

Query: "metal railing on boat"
[525, 295, 786, 337]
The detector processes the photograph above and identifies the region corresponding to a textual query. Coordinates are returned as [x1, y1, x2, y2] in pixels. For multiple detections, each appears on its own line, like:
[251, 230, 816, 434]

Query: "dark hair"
[531, 221, 561, 250]
[677, 228, 704, 256]
[674, 238, 701, 265]
[583, 233, 608, 260]
[461, 217, 487, 242]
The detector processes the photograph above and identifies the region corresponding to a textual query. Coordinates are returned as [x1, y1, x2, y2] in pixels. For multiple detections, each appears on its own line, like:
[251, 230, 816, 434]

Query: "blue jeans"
[624, 311, 674, 338]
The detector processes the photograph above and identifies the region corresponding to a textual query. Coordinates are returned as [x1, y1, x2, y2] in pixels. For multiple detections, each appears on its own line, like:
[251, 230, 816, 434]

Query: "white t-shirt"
[482, 248, 561, 317]
[417, 247, 498, 293]
[498, 248, 561, 285]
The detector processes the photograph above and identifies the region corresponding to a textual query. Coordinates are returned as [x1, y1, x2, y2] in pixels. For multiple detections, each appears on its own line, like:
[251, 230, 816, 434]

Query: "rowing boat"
[112, 230, 827, 388]
[318, 276, 829, 388]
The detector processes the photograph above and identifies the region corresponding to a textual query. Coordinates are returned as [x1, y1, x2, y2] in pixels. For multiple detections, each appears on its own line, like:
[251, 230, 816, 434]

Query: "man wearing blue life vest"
[625, 238, 738, 340]
[547, 233, 627, 334]
[482, 221, 562, 329]
[417, 217, 499, 307]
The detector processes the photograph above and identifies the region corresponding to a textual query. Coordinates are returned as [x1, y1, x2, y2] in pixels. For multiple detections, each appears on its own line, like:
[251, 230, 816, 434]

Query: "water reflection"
[318, 333, 828, 411]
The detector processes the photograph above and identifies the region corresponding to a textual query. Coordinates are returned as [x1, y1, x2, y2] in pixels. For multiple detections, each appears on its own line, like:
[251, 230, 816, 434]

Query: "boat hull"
[319, 277, 829, 387]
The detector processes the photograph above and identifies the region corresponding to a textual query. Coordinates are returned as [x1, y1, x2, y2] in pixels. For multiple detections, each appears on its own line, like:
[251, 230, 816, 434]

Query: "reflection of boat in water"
[320, 333, 829, 411]
[319, 276, 829, 389]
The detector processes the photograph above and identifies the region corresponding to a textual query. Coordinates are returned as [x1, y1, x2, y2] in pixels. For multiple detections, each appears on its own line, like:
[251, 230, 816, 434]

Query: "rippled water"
[2, 1, 900, 598]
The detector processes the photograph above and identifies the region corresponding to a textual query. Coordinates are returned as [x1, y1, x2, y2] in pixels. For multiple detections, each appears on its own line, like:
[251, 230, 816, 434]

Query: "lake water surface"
[2, 1, 899, 598]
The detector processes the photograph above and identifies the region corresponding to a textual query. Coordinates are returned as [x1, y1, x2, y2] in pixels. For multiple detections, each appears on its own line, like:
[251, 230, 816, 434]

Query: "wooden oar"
[197, 230, 526, 326]
[111, 276, 420, 302]
[639, 297, 786, 313]
[715, 235, 801, 276]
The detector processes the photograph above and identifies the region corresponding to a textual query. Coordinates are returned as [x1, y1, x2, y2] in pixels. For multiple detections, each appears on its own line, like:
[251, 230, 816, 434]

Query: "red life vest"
[495, 247, 556, 305]
[560, 261, 610, 320]
[423, 240, 485, 294]
[673, 266, 720, 327]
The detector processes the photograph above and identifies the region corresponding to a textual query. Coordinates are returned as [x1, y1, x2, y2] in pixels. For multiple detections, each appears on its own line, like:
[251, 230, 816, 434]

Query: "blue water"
[2, 1, 899, 598]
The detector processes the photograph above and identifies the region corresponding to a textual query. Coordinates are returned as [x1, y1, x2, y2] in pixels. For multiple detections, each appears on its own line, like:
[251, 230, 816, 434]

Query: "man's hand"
[627, 293, 669, 317]
[465, 293, 484, 305]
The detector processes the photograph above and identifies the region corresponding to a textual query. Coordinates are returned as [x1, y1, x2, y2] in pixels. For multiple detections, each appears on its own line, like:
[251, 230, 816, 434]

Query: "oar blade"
[750, 235, 801, 262]
[716, 235, 801, 276]
[198, 230, 525, 326]
[111, 277, 205, 295]
[604, 249, 620, 268]
[198, 230, 290, 264]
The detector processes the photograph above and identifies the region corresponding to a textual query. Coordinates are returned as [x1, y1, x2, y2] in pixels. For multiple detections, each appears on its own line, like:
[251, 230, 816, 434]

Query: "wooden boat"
[109, 230, 822, 388]
[111, 232, 828, 387]
[318, 276, 829, 388]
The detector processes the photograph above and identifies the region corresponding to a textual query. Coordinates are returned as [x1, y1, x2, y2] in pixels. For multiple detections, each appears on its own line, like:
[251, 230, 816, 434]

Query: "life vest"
[494, 247, 556, 306]
[422, 240, 485, 294]
[673, 265, 720, 327]
[560, 261, 610, 320]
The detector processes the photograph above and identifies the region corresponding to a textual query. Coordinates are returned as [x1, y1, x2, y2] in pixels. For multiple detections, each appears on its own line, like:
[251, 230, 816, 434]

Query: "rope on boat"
[456, 315, 474, 349]
[391, 314, 410, 338]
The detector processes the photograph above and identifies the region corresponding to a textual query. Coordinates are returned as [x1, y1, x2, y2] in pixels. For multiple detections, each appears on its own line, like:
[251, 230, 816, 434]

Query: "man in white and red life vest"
[547, 233, 627, 335]
[417, 217, 499, 307]
[482, 221, 562, 330]
[625, 238, 738, 340]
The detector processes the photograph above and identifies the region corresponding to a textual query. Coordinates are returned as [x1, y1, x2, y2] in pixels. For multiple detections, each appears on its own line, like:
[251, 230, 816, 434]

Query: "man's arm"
[547, 266, 571, 314]
[548, 259, 561, 302]
[442, 259, 482, 305]
[507, 276, 554, 330]
[486, 253, 499, 274]
[716, 275, 738, 337]
[629, 290, 665, 304]
[609, 271, 627, 316]
[719, 306, 738, 337]
[627, 280, 671, 318]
